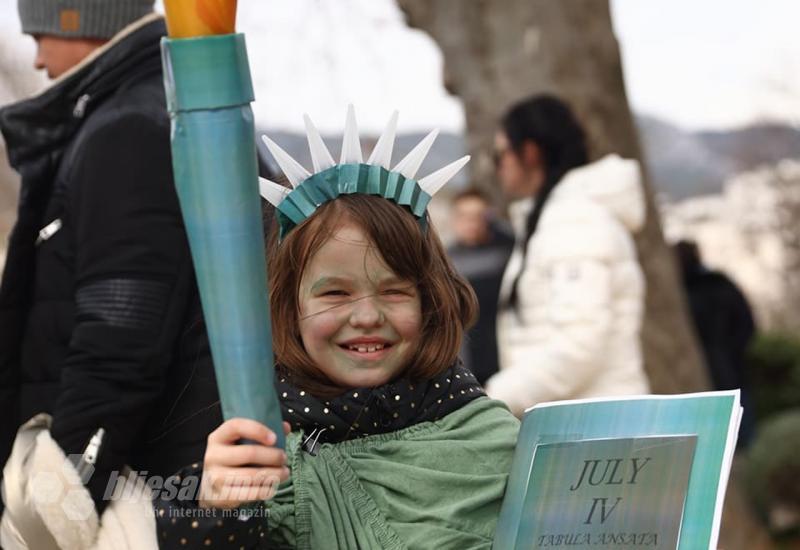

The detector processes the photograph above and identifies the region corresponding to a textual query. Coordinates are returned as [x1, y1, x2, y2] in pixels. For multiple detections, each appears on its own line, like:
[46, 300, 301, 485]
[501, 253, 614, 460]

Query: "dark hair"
[501, 94, 589, 311]
[674, 240, 701, 277]
[268, 194, 478, 396]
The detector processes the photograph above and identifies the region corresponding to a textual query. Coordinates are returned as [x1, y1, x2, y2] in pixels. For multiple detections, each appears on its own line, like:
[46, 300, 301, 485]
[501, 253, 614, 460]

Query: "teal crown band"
[276, 163, 432, 238]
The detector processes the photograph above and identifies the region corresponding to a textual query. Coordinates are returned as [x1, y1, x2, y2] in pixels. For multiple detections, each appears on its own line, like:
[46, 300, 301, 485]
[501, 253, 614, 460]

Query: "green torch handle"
[161, 34, 284, 449]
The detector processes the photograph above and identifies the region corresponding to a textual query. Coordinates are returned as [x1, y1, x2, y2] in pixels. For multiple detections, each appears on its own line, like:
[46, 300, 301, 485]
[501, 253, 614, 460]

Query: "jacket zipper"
[35, 218, 62, 245]
[73, 94, 91, 118]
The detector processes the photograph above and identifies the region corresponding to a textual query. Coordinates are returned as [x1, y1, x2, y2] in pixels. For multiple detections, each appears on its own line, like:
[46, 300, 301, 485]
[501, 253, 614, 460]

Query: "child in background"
[155, 110, 520, 549]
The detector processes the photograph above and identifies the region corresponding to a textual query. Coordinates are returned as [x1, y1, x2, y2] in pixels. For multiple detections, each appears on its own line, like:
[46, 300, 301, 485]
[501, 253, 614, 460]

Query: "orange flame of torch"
[164, 0, 237, 38]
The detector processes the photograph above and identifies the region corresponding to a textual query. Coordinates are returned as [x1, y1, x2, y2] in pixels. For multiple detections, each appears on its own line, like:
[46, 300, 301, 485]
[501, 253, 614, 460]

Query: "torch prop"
[160, 0, 284, 448]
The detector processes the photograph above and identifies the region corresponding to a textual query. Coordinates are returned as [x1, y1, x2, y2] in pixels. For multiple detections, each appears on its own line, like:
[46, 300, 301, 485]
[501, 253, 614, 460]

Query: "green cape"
[266, 397, 519, 549]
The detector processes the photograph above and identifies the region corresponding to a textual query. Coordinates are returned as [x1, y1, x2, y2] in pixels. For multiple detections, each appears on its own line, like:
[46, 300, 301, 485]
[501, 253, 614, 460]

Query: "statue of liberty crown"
[259, 105, 470, 238]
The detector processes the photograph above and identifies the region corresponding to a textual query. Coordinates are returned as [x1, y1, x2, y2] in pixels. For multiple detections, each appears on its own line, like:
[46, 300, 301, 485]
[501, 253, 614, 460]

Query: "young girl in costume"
[155, 109, 520, 549]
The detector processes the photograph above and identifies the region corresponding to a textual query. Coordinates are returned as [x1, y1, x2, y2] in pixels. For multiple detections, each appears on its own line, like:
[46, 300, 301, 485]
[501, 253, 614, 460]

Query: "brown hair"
[268, 194, 477, 396]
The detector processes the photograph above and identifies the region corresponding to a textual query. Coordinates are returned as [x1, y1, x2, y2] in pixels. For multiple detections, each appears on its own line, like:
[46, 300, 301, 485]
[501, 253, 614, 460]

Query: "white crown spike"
[340, 104, 363, 164]
[392, 128, 439, 179]
[366, 110, 398, 169]
[261, 135, 310, 188]
[418, 155, 471, 196]
[262, 107, 470, 238]
[303, 114, 336, 172]
[259, 177, 291, 207]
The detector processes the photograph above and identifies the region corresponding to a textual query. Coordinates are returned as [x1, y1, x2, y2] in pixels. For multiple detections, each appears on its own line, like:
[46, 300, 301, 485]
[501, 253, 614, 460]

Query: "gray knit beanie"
[18, 0, 155, 39]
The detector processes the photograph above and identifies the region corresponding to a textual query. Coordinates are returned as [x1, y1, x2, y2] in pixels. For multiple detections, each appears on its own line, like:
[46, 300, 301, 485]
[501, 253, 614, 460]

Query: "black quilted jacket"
[0, 17, 221, 513]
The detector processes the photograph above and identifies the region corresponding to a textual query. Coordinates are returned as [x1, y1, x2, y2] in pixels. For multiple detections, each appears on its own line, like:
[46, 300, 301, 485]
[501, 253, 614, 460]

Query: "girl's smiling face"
[297, 223, 422, 388]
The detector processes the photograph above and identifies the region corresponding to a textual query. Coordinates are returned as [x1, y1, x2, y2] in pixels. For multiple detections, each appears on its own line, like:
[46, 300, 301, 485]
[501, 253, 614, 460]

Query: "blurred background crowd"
[2, 1, 799, 548]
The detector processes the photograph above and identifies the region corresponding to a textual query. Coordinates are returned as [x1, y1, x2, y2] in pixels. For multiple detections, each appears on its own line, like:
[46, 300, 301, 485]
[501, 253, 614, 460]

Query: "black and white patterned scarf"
[275, 362, 485, 453]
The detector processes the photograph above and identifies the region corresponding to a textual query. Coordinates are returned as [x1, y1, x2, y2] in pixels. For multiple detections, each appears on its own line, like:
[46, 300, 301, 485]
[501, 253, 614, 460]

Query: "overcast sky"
[2, 0, 798, 133]
[611, 0, 800, 130]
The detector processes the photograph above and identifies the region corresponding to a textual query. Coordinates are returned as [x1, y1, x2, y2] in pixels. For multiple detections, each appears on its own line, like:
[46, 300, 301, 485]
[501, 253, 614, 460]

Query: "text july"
[569, 457, 651, 491]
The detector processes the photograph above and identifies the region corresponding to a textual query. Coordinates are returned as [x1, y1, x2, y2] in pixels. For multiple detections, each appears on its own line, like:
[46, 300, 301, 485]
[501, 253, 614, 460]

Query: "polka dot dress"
[154, 463, 268, 549]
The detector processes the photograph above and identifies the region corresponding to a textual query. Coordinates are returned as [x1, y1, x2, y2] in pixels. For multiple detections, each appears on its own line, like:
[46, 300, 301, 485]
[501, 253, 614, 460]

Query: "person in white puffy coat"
[485, 95, 650, 417]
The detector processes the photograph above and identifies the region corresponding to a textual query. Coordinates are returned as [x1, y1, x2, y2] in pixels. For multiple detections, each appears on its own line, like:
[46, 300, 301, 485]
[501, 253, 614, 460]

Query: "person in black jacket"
[0, 0, 221, 518]
[446, 189, 514, 385]
[674, 240, 757, 446]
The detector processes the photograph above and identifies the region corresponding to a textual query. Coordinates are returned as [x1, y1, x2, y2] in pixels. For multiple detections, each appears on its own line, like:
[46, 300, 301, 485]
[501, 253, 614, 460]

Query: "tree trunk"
[397, 0, 704, 394]
[397, 0, 768, 547]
